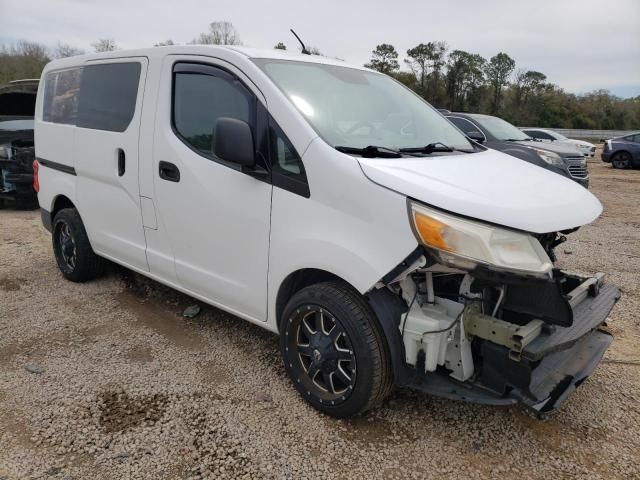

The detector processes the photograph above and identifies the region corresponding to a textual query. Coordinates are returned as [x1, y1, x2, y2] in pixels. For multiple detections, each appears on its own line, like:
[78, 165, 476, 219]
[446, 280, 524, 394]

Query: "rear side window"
[173, 64, 255, 158]
[76, 63, 141, 132]
[43, 68, 82, 125]
[42, 62, 140, 132]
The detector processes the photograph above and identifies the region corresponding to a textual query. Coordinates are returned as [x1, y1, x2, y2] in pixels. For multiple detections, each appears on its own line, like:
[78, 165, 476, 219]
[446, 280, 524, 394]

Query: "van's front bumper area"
[406, 282, 619, 415]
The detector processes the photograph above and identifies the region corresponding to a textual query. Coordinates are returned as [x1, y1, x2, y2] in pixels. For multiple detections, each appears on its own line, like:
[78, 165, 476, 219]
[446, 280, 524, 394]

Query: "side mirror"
[213, 117, 255, 168]
[467, 131, 484, 143]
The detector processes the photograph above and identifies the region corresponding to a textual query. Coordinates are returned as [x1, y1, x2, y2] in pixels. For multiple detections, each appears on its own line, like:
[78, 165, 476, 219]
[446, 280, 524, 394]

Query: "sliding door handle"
[117, 149, 126, 176]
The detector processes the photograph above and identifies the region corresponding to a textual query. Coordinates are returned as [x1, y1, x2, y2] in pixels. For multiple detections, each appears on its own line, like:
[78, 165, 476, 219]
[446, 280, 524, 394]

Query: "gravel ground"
[1, 151, 639, 479]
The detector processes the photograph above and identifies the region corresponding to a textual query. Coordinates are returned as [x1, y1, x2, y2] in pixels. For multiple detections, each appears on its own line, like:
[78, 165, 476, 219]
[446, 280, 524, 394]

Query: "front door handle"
[117, 149, 126, 176]
[159, 161, 180, 182]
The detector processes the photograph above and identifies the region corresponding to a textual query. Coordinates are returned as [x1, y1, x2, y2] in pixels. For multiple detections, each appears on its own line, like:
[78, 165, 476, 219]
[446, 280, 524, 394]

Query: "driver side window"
[172, 63, 255, 161]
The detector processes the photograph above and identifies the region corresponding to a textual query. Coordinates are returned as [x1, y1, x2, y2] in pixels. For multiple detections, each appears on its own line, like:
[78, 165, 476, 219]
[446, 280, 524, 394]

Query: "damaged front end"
[0, 139, 36, 204]
[368, 201, 620, 415]
[0, 79, 38, 207]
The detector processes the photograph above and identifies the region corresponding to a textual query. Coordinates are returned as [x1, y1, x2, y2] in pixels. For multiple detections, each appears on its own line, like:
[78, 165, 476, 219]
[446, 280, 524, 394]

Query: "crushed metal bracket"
[566, 272, 605, 308]
[463, 303, 544, 361]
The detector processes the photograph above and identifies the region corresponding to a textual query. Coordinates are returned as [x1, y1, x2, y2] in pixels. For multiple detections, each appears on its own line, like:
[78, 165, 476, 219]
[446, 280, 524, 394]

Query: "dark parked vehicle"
[0, 79, 38, 208]
[445, 112, 589, 187]
[602, 133, 640, 169]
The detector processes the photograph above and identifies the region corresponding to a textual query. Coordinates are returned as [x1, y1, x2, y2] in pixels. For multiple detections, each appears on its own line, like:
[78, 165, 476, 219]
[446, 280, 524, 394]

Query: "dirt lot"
[1, 152, 639, 479]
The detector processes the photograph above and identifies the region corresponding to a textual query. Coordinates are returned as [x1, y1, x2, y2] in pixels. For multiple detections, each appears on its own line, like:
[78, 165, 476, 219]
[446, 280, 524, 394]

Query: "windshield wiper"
[399, 142, 455, 154]
[335, 145, 402, 158]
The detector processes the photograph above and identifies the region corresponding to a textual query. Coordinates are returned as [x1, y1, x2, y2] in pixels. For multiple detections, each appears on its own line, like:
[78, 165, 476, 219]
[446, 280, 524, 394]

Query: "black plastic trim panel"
[41, 208, 52, 232]
[37, 158, 76, 176]
[522, 282, 619, 360]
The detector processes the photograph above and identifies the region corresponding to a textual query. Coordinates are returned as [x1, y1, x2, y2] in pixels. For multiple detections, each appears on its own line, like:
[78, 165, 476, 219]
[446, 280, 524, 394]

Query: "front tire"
[612, 152, 631, 169]
[52, 208, 104, 282]
[280, 281, 392, 418]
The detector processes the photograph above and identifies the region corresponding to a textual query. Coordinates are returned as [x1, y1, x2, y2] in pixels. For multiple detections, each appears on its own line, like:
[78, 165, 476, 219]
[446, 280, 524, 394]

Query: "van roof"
[43, 45, 368, 72]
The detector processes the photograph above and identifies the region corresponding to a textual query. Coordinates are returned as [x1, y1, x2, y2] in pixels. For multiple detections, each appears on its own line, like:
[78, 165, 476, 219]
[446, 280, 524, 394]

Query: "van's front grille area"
[566, 156, 588, 178]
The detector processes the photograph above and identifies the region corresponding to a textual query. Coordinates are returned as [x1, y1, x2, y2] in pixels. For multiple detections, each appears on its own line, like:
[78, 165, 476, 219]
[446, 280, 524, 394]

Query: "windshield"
[472, 115, 530, 141]
[0, 119, 34, 131]
[253, 59, 473, 152]
[549, 130, 567, 140]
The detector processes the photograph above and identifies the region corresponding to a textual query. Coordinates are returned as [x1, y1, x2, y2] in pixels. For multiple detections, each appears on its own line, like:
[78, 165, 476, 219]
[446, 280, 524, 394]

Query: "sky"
[1, 0, 639, 98]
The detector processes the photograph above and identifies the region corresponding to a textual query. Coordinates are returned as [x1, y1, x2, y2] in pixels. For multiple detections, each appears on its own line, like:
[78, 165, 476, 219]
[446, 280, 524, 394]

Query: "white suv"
[34, 46, 619, 417]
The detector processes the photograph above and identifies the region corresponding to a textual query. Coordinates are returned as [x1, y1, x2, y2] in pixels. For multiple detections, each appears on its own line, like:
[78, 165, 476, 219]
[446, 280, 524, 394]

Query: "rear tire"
[52, 208, 104, 282]
[612, 152, 631, 169]
[280, 281, 393, 418]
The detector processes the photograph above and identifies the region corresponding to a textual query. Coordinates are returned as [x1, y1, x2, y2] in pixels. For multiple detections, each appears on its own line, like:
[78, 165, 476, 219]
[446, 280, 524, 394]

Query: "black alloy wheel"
[280, 281, 393, 418]
[56, 221, 77, 271]
[289, 305, 357, 404]
[52, 208, 103, 282]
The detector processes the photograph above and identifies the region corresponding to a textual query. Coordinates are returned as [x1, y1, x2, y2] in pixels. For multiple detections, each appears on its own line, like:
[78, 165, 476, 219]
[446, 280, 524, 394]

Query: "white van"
[34, 46, 619, 417]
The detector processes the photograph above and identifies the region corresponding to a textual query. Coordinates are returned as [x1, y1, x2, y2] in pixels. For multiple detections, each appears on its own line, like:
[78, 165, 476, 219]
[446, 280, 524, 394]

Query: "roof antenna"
[290, 29, 311, 55]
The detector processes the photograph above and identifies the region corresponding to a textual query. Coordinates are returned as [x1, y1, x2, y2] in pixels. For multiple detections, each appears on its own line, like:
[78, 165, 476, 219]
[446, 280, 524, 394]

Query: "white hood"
[358, 149, 602, 234]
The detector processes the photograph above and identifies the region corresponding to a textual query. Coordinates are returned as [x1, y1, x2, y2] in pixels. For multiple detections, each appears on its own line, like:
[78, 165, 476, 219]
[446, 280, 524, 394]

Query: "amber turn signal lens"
[414, 213, 452, 251]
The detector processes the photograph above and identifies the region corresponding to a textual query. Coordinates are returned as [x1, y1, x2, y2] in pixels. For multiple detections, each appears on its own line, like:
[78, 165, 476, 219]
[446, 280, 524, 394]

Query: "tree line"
[0, 21, 242, 84]
[364, 42, 639, 130]
[1, 22, 638, 130]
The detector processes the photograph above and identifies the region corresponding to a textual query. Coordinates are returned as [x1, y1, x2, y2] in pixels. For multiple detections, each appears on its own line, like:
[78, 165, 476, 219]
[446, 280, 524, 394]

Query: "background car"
[521, 127, 596, 158]
[0, 79, 38, 208]
[602, 133, 640, 169]
[444, 112, 589, 187]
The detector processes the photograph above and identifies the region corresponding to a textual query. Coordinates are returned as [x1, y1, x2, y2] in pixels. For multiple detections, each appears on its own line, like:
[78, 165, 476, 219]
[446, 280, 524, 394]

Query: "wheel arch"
[612, 149, 631, 158]
[275, 268, 345, 332]
[51, 194, 76, 221]
[275, 267, 410, 396]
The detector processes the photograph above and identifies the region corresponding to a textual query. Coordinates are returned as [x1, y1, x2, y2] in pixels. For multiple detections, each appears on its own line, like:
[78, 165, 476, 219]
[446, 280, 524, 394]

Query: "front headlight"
[531, 148, 563, 166]
[409, 202, 553, 277]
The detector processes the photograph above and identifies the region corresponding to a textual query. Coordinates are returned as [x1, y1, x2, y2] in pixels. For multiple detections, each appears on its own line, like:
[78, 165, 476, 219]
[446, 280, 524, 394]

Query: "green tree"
[445, 50, 486, 111]
[486, 52, 515, 113]
[404, 41, 447, 101]
[365, 44, 400, 74]
[508, 70, 548, 124]
[274, 42, 286, 50]
[391, 71, 418, 90]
